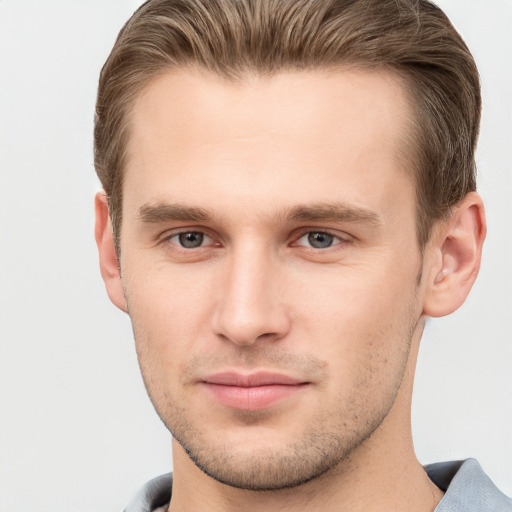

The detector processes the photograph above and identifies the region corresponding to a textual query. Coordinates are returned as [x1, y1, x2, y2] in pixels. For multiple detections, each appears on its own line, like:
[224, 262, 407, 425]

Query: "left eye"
[296, 231, 341, 249]
[169, 231, 211, 248]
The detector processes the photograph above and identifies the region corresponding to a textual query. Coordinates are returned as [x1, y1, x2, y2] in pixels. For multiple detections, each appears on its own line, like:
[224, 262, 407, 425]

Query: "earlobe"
[94, 191, 128, 313]
[422, 192, 486, 318]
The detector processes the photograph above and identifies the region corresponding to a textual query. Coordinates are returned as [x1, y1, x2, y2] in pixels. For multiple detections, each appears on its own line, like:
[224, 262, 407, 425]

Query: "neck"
[168, 419, 441, 512]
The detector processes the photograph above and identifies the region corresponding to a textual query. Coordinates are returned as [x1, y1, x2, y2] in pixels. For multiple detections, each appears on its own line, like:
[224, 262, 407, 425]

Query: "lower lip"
[203, 383, 307, 410]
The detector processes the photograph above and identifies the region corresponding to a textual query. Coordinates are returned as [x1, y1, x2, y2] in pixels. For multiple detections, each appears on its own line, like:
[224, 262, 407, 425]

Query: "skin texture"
[96, 68, 486, 512]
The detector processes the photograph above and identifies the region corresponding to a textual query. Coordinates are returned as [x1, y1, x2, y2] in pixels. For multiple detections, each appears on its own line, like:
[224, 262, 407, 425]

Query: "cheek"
[123, 265, 214, 390]
[125, 259, 215, 333]
[292, 262, 420, 376]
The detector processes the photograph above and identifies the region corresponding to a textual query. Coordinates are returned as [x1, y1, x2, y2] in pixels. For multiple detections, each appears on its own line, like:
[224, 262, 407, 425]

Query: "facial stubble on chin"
[165, 369, 360, 491]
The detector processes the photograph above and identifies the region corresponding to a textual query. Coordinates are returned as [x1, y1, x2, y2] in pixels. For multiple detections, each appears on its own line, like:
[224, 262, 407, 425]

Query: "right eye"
[168, 231, 212, 249]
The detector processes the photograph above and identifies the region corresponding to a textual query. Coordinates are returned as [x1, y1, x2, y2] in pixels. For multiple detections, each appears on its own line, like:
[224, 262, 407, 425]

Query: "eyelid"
[170, 231, 212, 247]
[160, 228, 218, 248]
[157, 227, 352, 251]
[292, 228, 352, 246]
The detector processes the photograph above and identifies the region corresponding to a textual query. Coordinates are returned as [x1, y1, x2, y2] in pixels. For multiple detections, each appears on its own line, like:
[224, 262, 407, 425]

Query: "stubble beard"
[137, 325, 419, 492]
[169, 404, 388, 491]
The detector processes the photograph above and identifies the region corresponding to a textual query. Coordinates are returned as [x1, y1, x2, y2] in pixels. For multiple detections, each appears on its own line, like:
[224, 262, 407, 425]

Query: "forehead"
[124, 67, 413, 221]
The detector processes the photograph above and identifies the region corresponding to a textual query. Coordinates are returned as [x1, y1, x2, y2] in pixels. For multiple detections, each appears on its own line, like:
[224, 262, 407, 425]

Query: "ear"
[94, 191, 128, 313]
[422, 192, 486, 318]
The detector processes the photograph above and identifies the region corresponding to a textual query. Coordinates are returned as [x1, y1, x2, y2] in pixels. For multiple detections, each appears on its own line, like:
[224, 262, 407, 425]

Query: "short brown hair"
[94, 0, 480, 251]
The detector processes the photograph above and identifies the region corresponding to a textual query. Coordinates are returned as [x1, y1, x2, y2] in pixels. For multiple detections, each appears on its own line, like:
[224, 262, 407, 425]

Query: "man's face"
[118, 68, 426, 489]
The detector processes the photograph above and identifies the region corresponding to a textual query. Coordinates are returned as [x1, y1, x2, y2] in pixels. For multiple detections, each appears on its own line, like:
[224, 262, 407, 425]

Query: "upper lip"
[202, 372, 306, 387]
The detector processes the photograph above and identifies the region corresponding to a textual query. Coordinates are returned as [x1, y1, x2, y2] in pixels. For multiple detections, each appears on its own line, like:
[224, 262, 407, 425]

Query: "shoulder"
[425, 459, 512, 512]
[123, 473, 173, 512]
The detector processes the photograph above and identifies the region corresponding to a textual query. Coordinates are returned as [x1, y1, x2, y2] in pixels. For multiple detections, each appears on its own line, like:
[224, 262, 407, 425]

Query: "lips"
[201, 372, 309, 410]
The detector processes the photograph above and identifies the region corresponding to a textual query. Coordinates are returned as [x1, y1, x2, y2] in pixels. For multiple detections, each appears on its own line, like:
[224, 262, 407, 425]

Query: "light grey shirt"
[124, 459, 511, 511]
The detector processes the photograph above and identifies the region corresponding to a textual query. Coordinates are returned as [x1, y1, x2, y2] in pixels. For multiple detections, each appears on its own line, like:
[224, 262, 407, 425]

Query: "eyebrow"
[139, 203, 212, 223]
[285, 203, 381, 225]
[138, 201, 381, 226]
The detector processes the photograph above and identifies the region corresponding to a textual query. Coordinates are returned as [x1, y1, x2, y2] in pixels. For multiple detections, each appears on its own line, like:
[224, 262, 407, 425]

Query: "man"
[93, 0, 511, 510]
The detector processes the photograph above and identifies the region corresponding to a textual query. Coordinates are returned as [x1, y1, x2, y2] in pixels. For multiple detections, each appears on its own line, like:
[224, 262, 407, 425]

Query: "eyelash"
[293, 230, 349, 249]
[163, 229, 350, 251]
[166, 230, 216, 250]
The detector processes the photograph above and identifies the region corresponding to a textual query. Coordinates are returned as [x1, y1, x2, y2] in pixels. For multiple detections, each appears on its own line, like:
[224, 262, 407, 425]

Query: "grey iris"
[179, 232, 204, 248]
[308, 232, 334, 248]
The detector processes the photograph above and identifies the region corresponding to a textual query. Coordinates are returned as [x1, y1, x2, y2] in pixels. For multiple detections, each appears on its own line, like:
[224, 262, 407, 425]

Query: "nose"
[212, 244, 291, 346]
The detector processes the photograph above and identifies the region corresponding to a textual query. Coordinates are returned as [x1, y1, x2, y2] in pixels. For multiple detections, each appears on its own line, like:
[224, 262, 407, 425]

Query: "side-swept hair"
[94, 0, 480, 251]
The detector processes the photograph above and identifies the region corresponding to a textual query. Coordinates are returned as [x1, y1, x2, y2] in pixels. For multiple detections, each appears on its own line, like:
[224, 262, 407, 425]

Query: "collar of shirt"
[123, 459, 511, 512]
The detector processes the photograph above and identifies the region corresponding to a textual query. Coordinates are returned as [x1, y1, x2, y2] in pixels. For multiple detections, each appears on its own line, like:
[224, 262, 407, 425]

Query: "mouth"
[201, 372, 310, 411]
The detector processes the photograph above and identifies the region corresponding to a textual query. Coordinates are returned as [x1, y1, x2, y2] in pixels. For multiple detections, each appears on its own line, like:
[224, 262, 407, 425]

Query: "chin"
[169, 411, 381, 491]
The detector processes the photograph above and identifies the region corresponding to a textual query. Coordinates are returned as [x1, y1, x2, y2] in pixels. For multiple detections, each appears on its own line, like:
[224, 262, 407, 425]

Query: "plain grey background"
[0, 1, 511, 511]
